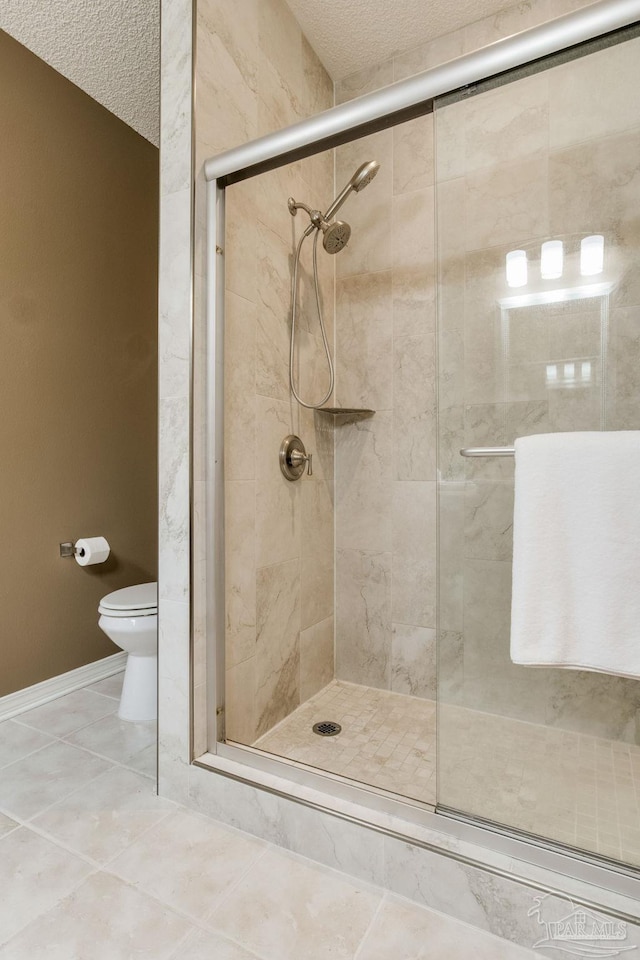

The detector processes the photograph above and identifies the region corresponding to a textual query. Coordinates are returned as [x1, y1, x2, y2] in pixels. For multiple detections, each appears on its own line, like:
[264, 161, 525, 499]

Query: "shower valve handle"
[290, 449, 313, 476]
[279, 435, 313, 480]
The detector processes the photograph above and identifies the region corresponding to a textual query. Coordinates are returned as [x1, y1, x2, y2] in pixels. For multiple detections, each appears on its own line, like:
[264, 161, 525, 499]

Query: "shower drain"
[312, 721, 342, 737]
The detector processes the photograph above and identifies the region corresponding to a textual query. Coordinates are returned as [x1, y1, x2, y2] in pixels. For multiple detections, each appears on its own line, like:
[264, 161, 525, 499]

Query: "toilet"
[98, 582, 158, 722]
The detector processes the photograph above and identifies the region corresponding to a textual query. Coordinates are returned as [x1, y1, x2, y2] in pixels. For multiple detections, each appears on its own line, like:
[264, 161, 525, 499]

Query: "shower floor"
[252, 681, 640, 866]
[253, 680, 437, 805]
[440, 704, 640, 865]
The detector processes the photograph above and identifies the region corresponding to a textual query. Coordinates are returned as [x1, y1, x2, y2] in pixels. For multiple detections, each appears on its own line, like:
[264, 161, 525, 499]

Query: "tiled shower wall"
[436, 37, 640, 744]
[331, 10, 640, 740]
[326, 0, 596, 704]
[199, 0, 622, 737]
[192, 0, 335, 745]
[332, 117, 437, 698]
[171, 0, 621, 777]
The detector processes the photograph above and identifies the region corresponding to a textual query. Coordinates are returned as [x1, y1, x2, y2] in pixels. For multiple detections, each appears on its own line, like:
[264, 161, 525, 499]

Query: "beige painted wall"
[0, 31, 158, 696]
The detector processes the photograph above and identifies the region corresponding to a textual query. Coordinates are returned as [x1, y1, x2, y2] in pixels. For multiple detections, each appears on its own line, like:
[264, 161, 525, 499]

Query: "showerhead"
[350, 160, 380, 192]
[321, 219, 351, 254]
[323, 159, 380, 221]
[287, 158, 379, 255]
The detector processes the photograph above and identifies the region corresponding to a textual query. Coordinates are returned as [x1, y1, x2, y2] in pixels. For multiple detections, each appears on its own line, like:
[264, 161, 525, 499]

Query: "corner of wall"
[158, 0, 195, 804]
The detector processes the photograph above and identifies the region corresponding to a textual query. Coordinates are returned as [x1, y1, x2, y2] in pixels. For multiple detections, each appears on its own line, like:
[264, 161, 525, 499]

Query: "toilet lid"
[99, 582, 157, 612]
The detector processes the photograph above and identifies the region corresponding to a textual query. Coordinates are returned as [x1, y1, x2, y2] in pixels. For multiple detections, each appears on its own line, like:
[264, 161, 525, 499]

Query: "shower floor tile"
[253, 681, 640, 867]
[253, 680, 437, 805]
[438, 704, 640, 866]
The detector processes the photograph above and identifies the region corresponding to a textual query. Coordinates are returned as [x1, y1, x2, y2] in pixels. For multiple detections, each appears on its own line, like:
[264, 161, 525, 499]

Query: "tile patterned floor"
[254, 680, 437, 805]
[439, 704, 640, 867]
[0, 672, 541, 959]
[253, 680, 640, 867]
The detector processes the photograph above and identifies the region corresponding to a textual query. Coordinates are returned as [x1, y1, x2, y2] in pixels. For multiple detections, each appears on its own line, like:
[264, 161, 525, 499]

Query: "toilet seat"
[99, 606, 157, 618]
[99, 582, 157, 618]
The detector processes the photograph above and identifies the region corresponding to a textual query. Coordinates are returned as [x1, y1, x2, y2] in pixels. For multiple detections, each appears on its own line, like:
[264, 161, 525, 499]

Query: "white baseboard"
[0, 652, 127, 722]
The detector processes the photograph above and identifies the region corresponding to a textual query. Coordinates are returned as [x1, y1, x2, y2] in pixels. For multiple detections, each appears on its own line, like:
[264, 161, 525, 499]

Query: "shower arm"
[288, 197, 326, 237]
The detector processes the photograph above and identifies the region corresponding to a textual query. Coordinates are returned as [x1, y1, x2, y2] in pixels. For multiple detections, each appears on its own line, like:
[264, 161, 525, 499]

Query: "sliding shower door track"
[194, 743, 640, 921]
[438, 804, 640, 881]
[215, 738, 436, 818]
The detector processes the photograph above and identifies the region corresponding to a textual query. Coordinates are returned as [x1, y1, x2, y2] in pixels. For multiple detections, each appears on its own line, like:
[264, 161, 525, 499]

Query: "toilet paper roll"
[74, 537, 110, 566]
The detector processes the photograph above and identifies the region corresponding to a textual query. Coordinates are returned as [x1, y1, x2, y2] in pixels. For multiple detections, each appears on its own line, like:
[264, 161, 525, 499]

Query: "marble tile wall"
[329, 0, 595, 702]
[435, 37, 640, 753]
[158, 0, 194, 803]
[192, 0, 335, 745]
[333, 106, 436, 700]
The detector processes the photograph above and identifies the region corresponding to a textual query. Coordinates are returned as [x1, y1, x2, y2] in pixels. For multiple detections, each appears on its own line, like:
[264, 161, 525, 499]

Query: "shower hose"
[289, 228, 334, 409]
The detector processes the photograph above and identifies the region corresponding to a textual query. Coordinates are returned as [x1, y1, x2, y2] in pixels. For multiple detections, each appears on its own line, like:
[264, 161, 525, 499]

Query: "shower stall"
[197, 0, 640, 887]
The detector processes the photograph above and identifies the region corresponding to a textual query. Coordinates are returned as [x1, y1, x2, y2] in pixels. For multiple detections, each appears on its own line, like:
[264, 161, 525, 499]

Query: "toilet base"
[119, 653, 157, 722]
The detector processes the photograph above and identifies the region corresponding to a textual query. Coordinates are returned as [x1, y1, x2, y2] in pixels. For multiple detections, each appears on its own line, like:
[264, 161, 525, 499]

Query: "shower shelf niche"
[315, 407, 375, 422]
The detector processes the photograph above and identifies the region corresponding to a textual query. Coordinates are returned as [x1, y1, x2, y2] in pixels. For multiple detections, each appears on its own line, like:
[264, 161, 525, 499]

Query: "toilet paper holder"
[59, 541, 81, 558]
[59, 537, 111, 565]
[59, 540, 102, 559]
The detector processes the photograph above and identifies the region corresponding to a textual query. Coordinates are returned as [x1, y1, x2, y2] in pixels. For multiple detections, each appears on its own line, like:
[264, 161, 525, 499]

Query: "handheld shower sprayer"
[287, 159, 380, 254]
[323, 159, 380, 223]
[287, 159, 380, 408]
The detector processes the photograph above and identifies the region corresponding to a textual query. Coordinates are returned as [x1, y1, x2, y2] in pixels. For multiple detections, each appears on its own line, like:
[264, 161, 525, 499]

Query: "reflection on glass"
[580, 234, 605, 276]
[540, 239, 563, 279]
[546, 360, 593, 388]
[436, 33, 640, 871]
[506, 249, 527, 288]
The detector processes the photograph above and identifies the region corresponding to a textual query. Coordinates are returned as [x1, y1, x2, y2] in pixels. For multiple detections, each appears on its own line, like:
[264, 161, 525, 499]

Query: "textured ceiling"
[0, 0, 523, 147]
[0, 0, 159, 145]
[286, 0, 519, 79]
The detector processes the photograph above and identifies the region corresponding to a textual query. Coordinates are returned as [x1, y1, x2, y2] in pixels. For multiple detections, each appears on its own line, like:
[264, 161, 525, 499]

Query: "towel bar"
[460, 447, 515, 457]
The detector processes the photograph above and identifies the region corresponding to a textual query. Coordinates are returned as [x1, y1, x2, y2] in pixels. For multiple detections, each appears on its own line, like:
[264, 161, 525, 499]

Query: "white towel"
[510, 431, 640, 680]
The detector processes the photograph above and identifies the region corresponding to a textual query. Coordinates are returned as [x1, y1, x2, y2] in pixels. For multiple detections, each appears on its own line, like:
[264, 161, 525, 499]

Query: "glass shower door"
[436, 33, 640, 867]
[221, 115, 439, 810]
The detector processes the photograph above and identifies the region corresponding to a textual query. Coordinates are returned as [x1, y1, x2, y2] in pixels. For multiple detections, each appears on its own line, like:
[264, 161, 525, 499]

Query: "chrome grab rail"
[460, 447, 515, 457]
